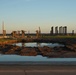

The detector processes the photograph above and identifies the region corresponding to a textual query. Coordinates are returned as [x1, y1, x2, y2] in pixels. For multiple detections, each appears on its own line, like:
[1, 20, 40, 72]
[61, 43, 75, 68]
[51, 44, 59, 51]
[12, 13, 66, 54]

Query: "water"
[0, 54, 76, 62]
[0, 55, 76, 65]
[14, 42, 64, 47]
[0, 42, 76, 65]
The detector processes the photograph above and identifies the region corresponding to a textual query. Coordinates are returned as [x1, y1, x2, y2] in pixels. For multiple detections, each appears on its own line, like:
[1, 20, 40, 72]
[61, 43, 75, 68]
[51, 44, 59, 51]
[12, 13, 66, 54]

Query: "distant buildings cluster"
[50, 26, 67, 35]
[1, 21, 75, 39]
[11, 27, 41, 38]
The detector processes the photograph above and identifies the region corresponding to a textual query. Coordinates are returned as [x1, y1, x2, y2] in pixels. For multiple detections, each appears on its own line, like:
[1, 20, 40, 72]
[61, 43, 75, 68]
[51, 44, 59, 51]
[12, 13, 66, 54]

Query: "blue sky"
[0, 0, 76, 33]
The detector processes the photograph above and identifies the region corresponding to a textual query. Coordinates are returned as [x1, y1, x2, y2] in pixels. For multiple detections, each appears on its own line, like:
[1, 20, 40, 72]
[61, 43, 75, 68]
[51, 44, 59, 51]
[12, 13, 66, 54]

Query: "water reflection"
[36, 43, 41, 47]
[15, 42, 64, 47]
[22, 43, 25, 47]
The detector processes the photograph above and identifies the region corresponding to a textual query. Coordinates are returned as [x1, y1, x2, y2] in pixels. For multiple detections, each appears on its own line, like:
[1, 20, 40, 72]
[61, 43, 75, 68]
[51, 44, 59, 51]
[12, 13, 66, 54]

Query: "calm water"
[0, 55, 76, 62]
[14, 42, 64, 47]
[0, 55, 76, 66]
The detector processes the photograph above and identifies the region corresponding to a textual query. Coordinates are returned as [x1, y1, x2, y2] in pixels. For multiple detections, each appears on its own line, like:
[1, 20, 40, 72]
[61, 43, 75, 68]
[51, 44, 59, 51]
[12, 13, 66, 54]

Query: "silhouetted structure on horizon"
[50, 26, 67, 35]
[36, 27, 41, 38]
[12, 31, 17, 38]
[50, 26, 54, 35]
[72, 30, 74, 35]
[21, 30, 26, 38]
[63, 26, 67, 35]
[0, 21, 75, 39]
[55, 26, 58, 35]
[2, 21, 6, 38]
[11, 30, 26, 38]
[59, 26, 63, 35]
[18, 31, 20, 37]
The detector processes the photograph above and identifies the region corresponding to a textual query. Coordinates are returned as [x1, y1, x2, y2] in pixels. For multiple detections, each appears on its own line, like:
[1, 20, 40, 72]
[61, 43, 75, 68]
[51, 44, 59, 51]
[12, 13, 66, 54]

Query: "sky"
[0, 0, 76, 33]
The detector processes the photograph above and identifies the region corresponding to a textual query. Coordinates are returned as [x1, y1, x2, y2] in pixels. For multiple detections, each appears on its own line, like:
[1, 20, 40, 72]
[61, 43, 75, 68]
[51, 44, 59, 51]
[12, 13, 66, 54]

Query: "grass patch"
[42, 35, 76, 39]
[0, 38, 16, 42]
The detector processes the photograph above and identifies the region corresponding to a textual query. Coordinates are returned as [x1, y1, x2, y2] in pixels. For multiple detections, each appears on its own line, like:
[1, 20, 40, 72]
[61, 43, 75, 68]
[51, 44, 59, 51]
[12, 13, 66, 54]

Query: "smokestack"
[2, 21, 4, 31]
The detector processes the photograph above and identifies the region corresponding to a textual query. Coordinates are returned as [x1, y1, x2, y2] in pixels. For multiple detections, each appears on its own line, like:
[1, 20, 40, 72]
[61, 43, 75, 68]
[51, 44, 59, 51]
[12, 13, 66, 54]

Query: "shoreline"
[0, 61, 76, 66]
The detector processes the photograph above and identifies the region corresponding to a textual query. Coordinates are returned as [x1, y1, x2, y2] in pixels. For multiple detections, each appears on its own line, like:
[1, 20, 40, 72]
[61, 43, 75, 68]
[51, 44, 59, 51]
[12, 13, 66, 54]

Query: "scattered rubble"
[0, 43, 76, 58]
